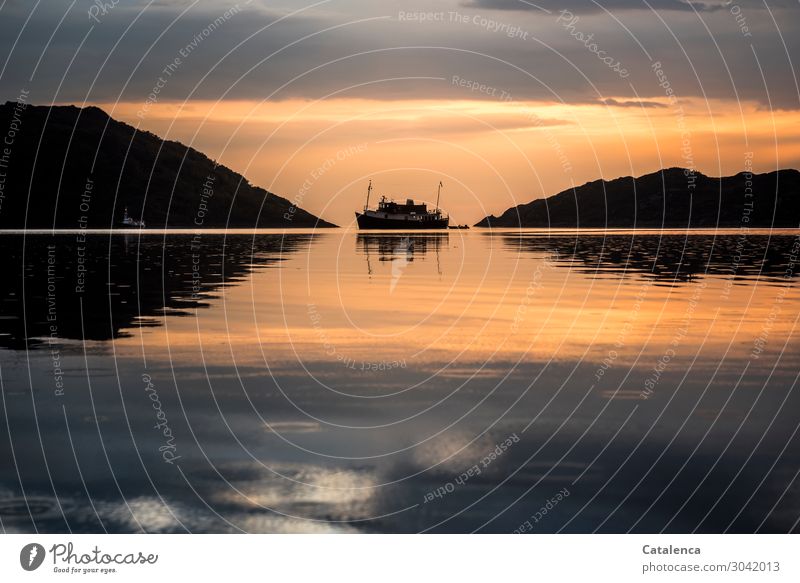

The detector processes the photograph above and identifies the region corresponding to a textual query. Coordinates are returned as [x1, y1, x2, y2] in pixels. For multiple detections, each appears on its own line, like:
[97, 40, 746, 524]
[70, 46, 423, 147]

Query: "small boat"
[118, 207, 145, 228]
[356, 181, 449, 230]
[449, 224, 470, 230]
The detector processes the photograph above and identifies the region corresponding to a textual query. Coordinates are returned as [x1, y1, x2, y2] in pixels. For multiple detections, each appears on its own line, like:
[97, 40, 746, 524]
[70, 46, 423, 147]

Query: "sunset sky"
[2, 0, 799, 225]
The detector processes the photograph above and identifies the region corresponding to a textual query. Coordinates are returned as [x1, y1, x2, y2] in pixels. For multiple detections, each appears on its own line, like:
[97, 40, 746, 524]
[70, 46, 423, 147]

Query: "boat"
[355, 181, 449, 230]
[118, 207, 145, 228]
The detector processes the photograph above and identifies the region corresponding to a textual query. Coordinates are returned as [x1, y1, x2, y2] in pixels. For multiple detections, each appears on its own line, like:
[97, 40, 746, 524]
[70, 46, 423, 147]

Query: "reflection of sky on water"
[1, 230, 799, 533]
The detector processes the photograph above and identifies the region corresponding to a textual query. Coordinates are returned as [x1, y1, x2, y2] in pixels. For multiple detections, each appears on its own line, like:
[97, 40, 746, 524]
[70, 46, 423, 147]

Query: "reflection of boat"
[356, 181, 449, 229]
[358, 233, 448, 258]
[118, 207, 146, 228]
[358, 233, 447, 276]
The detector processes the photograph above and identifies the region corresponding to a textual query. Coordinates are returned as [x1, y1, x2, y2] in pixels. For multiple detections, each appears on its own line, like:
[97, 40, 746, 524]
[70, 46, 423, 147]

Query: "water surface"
[1, 229, 799, 533]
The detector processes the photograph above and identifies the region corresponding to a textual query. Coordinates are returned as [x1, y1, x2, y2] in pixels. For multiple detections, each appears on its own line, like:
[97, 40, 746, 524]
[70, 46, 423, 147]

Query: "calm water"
[1, 229, 799, 533]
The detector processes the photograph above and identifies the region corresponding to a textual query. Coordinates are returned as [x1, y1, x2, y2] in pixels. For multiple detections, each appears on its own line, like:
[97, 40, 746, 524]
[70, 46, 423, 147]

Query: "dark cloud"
[463, 0, 799, 13]
[0, 0, 798, 109]
[601, 98, 668, 108]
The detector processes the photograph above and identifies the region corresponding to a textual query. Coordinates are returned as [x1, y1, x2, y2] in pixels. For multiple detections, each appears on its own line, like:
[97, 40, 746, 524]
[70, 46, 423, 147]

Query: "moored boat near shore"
[355, 181, 449, 229]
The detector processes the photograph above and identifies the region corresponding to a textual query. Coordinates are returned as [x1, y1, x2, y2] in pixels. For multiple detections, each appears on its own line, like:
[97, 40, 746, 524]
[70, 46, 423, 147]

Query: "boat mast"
[364, 180, 372, 212]
[436, 181, 443, 213]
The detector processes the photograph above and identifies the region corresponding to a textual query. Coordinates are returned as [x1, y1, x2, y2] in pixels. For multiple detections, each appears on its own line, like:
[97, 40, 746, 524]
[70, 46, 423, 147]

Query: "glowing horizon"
[88, 96, 800, 226]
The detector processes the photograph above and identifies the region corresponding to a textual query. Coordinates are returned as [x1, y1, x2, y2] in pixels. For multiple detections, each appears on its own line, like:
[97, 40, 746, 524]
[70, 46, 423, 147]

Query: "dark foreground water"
[1, 229, 799, 533]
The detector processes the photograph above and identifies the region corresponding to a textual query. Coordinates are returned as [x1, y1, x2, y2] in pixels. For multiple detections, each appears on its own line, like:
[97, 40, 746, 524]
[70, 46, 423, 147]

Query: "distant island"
[0, 102, 335, 229]
[476, 168, 800, 228]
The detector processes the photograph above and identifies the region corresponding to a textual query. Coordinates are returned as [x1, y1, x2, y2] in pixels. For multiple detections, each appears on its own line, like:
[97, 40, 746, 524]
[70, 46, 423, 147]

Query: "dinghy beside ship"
[117, 207, 146, 228]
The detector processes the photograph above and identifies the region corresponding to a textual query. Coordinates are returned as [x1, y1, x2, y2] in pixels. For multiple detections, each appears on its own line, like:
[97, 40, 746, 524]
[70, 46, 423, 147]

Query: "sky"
[1, 0, 799, 225]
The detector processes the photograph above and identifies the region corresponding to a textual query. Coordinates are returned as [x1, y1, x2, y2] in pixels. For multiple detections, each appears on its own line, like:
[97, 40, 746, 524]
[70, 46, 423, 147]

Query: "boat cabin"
[377, 197, 429, 215]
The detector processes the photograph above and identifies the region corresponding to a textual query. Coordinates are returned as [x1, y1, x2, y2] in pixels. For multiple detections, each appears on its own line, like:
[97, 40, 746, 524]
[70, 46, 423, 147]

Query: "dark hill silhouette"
[476, 168, 800, 228]
[0, 102, 335, 228]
